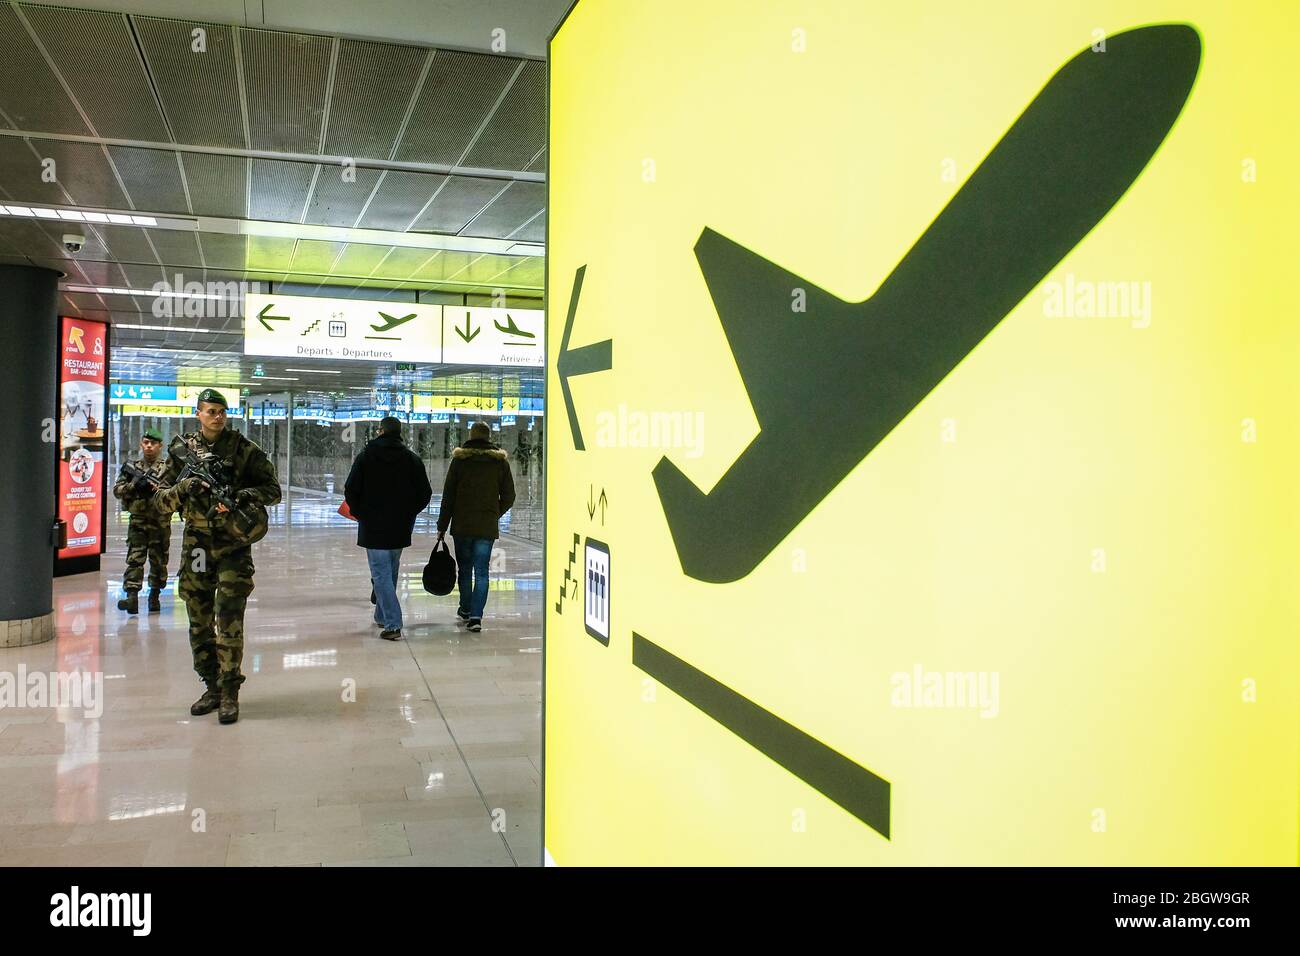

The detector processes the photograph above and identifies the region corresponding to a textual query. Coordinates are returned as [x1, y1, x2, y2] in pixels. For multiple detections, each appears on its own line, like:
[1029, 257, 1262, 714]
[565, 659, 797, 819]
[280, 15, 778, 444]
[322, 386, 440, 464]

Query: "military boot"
[117, 592, 139, 614]
[218, 684, 240, 724]
[147, 588, 161, 612]
[190, 680, 221, 716]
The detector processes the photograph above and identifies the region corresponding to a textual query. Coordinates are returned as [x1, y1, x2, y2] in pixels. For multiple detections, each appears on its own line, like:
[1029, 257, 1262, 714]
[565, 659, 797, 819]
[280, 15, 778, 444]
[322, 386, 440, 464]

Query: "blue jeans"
[366, 548, 403, 630]
[453, 536, 494, 619]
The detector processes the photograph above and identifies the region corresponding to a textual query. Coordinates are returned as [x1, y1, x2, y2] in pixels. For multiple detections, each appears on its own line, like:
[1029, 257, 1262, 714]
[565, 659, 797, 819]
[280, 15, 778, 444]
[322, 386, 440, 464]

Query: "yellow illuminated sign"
[117, 404, 191, 417]
[545, 1, 1300, 864]
[412, 394, 520, 413]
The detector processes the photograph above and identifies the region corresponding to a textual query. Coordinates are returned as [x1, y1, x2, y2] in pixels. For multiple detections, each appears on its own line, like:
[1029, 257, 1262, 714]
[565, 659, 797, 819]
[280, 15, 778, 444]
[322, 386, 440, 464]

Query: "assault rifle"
[172, 444, 238, 518]
[120, 461, 163, 498]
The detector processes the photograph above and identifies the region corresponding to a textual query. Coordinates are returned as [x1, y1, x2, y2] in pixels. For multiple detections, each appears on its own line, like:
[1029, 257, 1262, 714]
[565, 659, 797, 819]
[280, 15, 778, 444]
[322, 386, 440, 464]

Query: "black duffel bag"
[422, 540, 456, 596]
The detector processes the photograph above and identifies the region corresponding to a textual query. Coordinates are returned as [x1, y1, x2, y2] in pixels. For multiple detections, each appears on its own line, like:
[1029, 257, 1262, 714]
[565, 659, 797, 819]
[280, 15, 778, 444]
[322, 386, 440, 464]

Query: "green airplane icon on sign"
[494, 314, 535, 339]
[370, 312, 418, 332]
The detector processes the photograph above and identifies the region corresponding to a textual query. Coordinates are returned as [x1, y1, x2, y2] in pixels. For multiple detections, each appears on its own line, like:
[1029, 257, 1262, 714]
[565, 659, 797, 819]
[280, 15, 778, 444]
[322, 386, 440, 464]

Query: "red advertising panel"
[57, 316, 108, 560]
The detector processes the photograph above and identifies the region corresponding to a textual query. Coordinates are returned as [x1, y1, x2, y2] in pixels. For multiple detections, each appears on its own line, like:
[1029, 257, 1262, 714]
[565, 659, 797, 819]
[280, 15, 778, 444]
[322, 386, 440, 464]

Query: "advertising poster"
[57, 316, 108, 561]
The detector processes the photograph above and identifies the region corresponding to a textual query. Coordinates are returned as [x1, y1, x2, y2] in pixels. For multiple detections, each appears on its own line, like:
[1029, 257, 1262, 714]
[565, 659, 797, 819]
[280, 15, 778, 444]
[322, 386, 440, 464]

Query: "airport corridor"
[0, 498, 542, 866]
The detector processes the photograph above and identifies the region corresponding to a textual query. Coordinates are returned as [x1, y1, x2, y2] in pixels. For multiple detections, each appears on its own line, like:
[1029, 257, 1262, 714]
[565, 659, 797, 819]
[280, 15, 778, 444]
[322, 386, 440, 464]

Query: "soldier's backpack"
[225, 500, 270, 546]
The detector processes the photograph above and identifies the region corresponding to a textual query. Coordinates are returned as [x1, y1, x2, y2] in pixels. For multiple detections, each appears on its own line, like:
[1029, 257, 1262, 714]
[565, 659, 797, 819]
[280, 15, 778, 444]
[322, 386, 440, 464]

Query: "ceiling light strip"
[0, 129, 544, 184]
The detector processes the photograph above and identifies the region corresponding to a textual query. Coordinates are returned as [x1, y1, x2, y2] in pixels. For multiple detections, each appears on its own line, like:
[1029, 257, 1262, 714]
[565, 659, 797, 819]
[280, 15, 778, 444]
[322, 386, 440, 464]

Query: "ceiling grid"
[0, 2, 546, 354]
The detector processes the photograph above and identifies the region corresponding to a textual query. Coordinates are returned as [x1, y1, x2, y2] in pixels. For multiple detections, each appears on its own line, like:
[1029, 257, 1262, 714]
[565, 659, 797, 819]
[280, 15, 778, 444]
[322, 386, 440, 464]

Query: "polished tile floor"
[0, 495, 542, 866]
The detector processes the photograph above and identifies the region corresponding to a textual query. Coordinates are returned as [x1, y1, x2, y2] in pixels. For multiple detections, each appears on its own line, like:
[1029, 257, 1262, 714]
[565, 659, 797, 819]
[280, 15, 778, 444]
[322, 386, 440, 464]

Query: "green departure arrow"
[455, 314, 480, 343]
[257, 303, 291, 332]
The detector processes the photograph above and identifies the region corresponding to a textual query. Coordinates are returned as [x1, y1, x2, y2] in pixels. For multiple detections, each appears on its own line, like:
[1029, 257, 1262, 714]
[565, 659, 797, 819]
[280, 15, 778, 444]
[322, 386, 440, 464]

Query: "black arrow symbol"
[455, 313, 480, 343]
[653, 25, 1201, 583]
[556, 266, 612, 451]
[587, 485, 596, 521]
[257, 303, 290, 332]
[598, 488, 608, 525]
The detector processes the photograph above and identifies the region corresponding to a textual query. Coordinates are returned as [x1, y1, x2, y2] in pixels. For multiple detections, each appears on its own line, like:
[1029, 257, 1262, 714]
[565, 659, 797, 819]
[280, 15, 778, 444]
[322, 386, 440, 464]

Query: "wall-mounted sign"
[545, 0, 1297, 866]
[244, 292, 543, 367]
[57, 316, 108, 562]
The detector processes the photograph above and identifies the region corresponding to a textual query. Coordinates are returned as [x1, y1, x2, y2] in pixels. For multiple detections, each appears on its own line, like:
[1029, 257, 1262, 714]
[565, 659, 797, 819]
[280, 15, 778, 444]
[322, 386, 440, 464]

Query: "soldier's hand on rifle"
[177, 476, 209, 497]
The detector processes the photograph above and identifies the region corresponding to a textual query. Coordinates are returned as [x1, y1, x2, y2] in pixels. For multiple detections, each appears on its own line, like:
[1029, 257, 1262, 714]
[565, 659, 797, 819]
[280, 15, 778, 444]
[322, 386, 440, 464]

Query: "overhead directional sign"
[245, 293, 544, 367]
[109, 384, 238, 412]
[442, 306, 545, 368]
[245, 292, 441, 362]
[412, 393, 522, 413]
[109, 383, 176, 403]
[545, 0, 1300, 867]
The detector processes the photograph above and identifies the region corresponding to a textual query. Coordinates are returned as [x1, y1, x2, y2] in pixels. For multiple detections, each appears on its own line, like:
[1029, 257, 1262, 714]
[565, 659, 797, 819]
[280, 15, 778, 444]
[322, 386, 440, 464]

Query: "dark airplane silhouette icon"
[653, 25, 1201, 583]
[494, 314, 535, 338]
[370, 311, 418, 332]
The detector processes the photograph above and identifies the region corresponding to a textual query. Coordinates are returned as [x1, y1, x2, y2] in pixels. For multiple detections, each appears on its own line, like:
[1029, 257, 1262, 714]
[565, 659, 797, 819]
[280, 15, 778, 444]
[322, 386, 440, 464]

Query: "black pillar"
[0, 265, 58, 646]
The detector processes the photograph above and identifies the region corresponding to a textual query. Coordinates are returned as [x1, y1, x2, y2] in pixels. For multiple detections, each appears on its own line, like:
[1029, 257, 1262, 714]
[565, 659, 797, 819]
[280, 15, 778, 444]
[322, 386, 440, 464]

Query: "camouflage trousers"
[177, 527, 255, 689]
[123, 519, 171, 592]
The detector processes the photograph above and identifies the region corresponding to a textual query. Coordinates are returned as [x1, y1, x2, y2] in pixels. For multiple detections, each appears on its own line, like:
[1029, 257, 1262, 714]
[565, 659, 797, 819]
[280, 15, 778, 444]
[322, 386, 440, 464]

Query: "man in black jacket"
[344, 417, 432, 639]
[436, 422, 516, 632]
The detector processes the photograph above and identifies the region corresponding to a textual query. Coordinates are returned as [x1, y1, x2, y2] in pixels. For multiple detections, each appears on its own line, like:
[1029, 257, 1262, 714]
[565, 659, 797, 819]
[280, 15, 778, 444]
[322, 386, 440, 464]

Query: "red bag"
[338, 499, 356, 521]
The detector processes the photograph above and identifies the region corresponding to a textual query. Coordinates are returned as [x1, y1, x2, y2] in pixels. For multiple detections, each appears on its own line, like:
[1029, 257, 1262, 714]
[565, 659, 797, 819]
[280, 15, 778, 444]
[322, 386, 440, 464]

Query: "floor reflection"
[0, 490, 541, 866]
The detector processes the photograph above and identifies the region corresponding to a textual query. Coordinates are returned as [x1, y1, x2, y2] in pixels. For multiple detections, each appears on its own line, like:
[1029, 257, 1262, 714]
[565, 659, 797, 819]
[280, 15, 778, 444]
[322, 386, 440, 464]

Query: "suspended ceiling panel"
[323, 38, 428, 161]
[97, 224, 158, 265]
[108, 145, 190, 213]
[179, 152, 247, 218]
[411, 176, 505, 234]
[37, 139, 130, 208]
[461, 59, 544, 172]
[0, 3, 90, 135]
[464, 180, 544, 239]
[394, 50, 517, 166]
[197, 232, 247, 271]
[146, 227, 204, 268]
[0, 135, 66, 205]
[373, 245, 437, 280]
[20, 3, 170, 141]
[304, 164, 384, 227]
[239, 27, 332, 154]
[134, 15, 246, 149]
[356, 170, 442, 232]
[248, 158, 316, 222]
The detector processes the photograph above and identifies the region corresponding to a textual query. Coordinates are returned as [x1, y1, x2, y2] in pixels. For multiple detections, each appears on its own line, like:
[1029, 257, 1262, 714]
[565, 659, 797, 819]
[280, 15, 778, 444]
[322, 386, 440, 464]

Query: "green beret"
[142, 427, 164, 441]
[195, 388, 228, 408]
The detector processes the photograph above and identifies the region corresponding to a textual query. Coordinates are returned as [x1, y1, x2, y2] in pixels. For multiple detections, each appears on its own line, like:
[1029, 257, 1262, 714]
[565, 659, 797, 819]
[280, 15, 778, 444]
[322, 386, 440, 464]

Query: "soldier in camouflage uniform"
[111, 427, 173, 614]
[152, 389, 281, 724]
